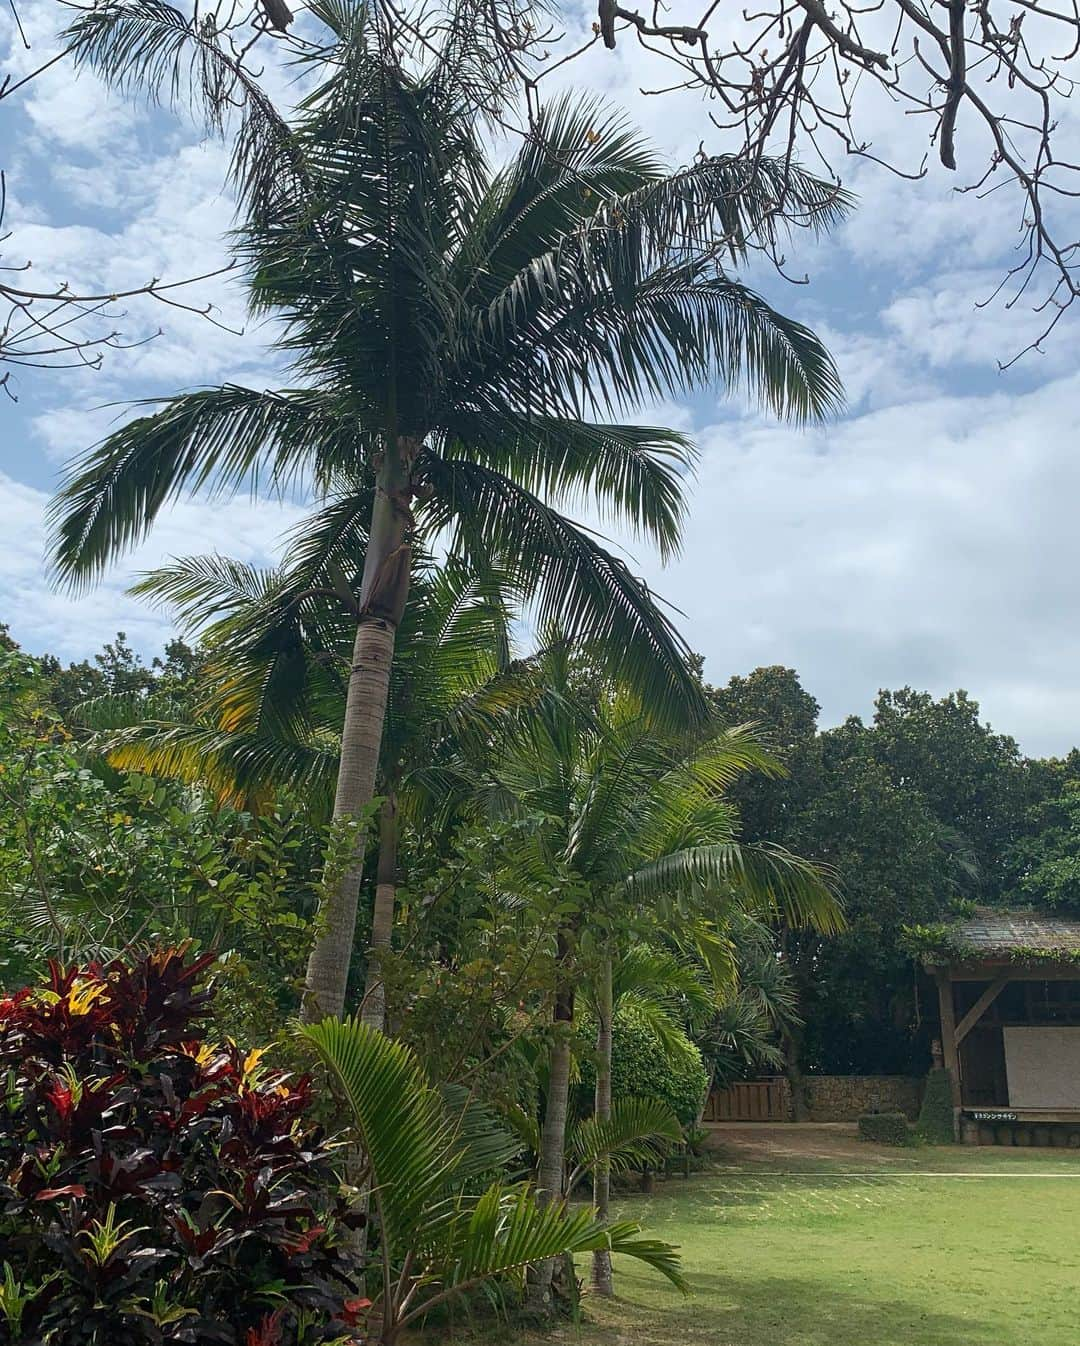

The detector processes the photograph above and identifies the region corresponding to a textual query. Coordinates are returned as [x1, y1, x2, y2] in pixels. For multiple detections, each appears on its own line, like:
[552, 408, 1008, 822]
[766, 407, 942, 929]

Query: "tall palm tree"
[50, 0, 848, 1020]
[468, 658, 841, 1304]
[82, 509, 531, 1027]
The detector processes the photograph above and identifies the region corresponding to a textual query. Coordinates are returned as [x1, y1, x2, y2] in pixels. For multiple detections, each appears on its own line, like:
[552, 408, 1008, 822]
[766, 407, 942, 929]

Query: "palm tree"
[298, 1015, 687, 1343]
[50, 0, 848, 1021]
[468, 660, 841, 1304]
[81, 511, 531, 1028]
[577, 943, 717, 1293]
[695, 914, 804, 1094]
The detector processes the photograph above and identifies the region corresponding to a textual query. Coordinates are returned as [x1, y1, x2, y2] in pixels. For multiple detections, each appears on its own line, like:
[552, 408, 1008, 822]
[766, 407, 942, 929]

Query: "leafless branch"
[1, 2, 251, 401]
[445, 0, 1080, 357]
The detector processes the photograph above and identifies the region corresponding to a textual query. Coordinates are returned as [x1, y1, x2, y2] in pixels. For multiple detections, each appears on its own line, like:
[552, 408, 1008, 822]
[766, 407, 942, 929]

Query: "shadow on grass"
[599, 1271, 998, 1346]
[613, 1174, 901, 1233]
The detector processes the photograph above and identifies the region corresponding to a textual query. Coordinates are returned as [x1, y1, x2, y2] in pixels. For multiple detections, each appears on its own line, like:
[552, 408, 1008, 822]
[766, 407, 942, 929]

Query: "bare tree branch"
[0, 0, 265, 401]
[425, 0, 1080, 357]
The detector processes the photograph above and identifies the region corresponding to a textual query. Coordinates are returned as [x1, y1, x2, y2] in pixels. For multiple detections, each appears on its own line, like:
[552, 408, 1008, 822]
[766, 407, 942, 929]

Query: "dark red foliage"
[0, 948, 360, 1346]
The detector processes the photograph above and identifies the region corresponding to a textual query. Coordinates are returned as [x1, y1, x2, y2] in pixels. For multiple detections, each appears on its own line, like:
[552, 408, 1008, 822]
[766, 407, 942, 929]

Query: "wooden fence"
[703, 1076, 790, 1122]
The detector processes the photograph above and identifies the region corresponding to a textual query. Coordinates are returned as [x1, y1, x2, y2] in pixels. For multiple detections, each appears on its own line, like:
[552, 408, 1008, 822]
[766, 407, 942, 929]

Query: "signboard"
[967, 1110, 1017, 1122]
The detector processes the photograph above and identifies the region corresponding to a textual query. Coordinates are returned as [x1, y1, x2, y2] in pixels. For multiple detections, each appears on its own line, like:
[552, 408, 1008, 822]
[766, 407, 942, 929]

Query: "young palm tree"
[469, 658, 841, 1304]
[50, 0, 848, 1020]
[694, 914, 804, 1093]
[298, 1015, 687, 1343]
[578, 944, 716, 1293]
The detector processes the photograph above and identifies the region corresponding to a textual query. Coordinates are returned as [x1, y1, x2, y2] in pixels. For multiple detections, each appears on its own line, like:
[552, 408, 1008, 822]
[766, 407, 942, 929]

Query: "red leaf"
[338, 1297, 373, 1327]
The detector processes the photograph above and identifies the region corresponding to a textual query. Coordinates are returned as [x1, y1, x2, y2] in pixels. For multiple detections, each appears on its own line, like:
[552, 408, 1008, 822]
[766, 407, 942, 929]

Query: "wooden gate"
[703, 1077, 789, 1122]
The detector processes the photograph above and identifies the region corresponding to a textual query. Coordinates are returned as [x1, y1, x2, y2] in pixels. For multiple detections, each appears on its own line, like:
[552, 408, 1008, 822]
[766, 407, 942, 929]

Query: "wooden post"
[935, 969, 963, 1142]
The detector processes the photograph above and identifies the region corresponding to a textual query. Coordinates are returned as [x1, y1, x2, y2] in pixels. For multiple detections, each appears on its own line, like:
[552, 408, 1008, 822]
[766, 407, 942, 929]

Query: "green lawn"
[468, 1138, 1080, 1346]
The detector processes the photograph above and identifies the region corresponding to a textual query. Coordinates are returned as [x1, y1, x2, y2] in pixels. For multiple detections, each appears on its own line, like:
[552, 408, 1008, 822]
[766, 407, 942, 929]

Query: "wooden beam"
[935, 970, 962, 1134]
[955, 974, 1011, 1046]
[950, 966, 1080, 981]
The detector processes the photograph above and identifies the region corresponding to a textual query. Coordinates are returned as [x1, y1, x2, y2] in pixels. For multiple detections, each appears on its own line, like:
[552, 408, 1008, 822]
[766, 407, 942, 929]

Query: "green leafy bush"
[0, 948, 360, 1345]
[916, 1067, 956, 1144]
[579, 1004, 709, 1128]
[0, 650, 323, 1033]
[857, 1111, 912, 1146]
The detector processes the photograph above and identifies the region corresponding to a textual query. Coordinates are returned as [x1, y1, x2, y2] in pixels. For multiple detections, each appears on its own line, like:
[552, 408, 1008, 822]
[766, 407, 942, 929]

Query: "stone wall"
[804, 1075, 924, 1122]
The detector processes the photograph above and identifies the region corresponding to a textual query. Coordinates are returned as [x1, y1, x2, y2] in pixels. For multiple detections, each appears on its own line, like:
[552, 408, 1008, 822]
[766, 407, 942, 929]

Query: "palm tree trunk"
[782, 1026, 810, 1121]
[527, 930, 574, 1315]
[360, 793, 398, 1031]
[591, 954, 614, 1296]
[778, 928, 811, 1120]
[302, 438, 415, 1022]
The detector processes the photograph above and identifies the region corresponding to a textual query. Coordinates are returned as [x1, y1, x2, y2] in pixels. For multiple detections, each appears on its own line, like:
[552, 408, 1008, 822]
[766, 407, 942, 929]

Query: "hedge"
[578, 1003, 709, 1127]
[857, 1111, 912, 1146]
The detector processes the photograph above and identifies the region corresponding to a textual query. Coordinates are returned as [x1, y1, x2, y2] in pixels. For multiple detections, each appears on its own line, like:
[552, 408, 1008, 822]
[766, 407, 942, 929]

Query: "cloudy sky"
[3, 0, 1080, 755]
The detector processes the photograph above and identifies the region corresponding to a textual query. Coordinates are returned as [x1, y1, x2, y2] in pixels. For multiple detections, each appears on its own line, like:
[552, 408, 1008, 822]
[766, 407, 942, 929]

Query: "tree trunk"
[782, 1027, 810, 1121]
[591, 955, 614, 1296]
[302, 439, 415, 1022]
[360, 794, 398, 1031]
[527, 931, 574, 1315]
[778, 927, 811, 1121]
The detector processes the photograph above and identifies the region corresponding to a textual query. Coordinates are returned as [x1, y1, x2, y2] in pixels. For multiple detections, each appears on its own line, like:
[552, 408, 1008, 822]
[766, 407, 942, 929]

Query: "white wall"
[1004, 1027, 1080, 1108]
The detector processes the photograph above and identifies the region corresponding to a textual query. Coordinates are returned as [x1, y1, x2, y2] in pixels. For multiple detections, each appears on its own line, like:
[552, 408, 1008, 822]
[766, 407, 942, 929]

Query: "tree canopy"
[710, 664, 1069, 1076]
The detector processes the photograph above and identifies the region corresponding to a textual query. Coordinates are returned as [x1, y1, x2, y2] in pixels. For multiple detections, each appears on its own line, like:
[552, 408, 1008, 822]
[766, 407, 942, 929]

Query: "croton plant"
[0, 948, 364, 1345]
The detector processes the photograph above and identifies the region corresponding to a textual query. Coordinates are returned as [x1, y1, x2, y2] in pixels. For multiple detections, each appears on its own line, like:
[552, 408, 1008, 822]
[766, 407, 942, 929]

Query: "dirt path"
[704, 1121, 885, 1167]
[701, 1121, 1080, 1172]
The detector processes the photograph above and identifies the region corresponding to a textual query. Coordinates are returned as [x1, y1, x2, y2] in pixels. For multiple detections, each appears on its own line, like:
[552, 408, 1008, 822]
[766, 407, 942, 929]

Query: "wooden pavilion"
[929, 908, 1080, 1143]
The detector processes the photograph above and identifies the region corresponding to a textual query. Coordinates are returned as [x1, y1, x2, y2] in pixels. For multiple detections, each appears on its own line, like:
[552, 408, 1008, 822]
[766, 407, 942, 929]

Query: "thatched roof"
[954, 908, 1080, 958]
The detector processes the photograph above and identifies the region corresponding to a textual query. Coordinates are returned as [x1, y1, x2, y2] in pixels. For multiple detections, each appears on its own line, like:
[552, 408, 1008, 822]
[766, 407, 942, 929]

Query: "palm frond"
[297, 1015, 456, 1261]
[440, 1082, 526, 1183]
[130, 554, 278, 631]
[419, 455, 707, 728]
[409, 1187, 688, 1320]
[702, 993, 786, 1084]
[613, 945, 717, 1026]
[627, 841, 842, 933]
[48, 386, 363, 588]
[63, 0, 302, 221]
[71, 689, 188, 731]
[567, 1096, 683, 1189]
[464, 261, 843, 424]
[450, 93, 664, 308]
[278, 482, 374, 590]
[492, 1101, 543, 1163]
[95, 721, 337, 808]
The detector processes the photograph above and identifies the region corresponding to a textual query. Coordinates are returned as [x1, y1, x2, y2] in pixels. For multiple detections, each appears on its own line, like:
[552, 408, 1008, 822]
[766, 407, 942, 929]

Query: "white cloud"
[618, 372, 1080, 755]
[3, 1, 138, 153]
[0, 473, 309, 661]
[882, 272, 1077, 376]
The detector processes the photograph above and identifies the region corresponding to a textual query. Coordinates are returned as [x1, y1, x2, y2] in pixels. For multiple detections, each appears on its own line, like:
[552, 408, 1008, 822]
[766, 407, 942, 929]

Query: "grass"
[449, 1138, 1080, 1346]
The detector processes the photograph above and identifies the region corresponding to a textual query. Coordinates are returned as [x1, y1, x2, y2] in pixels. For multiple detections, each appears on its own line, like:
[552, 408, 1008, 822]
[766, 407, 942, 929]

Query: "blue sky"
[4, 0, 1080, 754]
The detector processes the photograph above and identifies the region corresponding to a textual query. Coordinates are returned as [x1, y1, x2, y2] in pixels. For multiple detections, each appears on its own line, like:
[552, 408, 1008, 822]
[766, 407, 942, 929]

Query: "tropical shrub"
[857, 1111, 911, 1146]
[0, 650, 324, 1040]
[0, 948, 360, 1345]
[579, 1004, 709, 1128]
